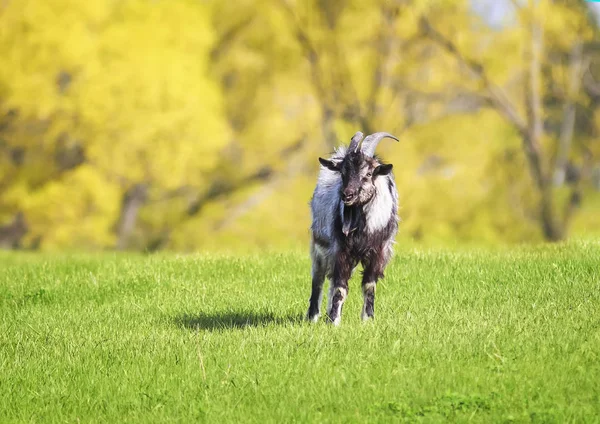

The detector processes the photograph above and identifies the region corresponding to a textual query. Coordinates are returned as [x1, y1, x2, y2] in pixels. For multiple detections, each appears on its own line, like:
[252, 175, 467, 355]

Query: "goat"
[307, 131, 400, 325]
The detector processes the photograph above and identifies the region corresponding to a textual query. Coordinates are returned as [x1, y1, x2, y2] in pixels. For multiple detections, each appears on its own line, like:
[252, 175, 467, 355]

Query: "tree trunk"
[553, 42, 583, 186]
[0, 212, 27, 249]
[116, 184, 147, 250]
[420, 13, 586, 243]
[539, 185, 564, 242]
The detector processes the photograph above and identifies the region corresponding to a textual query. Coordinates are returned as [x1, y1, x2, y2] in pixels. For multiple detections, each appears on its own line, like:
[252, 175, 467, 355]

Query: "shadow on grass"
[174, 310, 304, 331]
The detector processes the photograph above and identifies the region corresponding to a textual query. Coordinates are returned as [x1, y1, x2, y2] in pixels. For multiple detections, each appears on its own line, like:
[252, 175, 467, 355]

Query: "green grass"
[1, 242, 599, 423]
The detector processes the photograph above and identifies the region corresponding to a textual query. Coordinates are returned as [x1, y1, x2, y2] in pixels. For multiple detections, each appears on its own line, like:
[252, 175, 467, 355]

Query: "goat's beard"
[340, 188, 376, 236]
[341, 204, 360, 236]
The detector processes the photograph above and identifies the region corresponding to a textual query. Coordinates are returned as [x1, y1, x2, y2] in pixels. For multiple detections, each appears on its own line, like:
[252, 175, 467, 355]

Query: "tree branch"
[419, 17, 529, 136]
[420, 17, 551, 190]
[527, 17, 544, 150]
[362, 3, 399, 133]
[279, 1, 338, 149]
[507, 0, 522, 11]
[553, 42, 584, 186]
[210, 17, 254, 62]
[145, 138, 306, 250]
[280, 1, 326, 100]
[115, 183, 148, 250]
[523, 13, 546, 189]
[583, 62, 600, 96]
[0, 212, 27, 249]
[214, 138, 307, 230]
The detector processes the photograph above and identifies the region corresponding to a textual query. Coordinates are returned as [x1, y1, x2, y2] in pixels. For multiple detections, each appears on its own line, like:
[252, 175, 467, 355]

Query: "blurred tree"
[160, 0, 600, 249]
[420, 0, 599, 241]
[0, 0, 229, 249]
[1, 0, 598, 251]
[181, 0, 435, 247]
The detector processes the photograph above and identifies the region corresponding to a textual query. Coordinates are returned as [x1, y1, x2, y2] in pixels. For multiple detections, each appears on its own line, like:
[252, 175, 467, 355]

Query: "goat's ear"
[319, 157, 340, 172]
[374, 163, 393, 177]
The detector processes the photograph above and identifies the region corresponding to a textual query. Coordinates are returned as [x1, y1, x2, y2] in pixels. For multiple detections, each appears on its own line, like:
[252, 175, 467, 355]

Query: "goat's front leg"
[361, 250, 388, 321]
[327, 253, 354, 326]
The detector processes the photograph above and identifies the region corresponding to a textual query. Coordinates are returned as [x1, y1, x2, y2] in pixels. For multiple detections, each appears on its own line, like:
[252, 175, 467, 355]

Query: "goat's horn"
[347, 131, 364, 153]
[360, 132, 399, 157]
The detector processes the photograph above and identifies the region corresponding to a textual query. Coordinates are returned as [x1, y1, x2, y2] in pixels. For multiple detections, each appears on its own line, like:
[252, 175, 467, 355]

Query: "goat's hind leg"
[361, 248, 389, 321]
[361, 280, 377, 321]
[307, 245, 326, 322]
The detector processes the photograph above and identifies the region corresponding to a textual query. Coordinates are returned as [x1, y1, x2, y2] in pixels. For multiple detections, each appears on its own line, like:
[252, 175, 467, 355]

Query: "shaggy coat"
[307, 133, 399, 325]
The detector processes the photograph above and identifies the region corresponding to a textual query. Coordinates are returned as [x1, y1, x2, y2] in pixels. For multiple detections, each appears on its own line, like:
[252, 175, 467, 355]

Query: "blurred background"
[1, 0, 599, 252]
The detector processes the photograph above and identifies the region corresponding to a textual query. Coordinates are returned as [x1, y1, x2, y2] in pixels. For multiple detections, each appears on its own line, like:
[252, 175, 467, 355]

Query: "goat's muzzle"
[342, 189, 357, 205]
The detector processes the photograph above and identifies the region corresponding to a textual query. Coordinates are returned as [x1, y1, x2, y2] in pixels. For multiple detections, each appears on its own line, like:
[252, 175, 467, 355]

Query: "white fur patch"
[306, 290, 323, 323]
[364, 177, 393, 232]
[335, 287, 347, 298]
[360, 309, 369, 322]
[362, 282, 377, 293]
[313, 283, 323, 321]
[328, 286, 347, 326]
[313, 242, 328, 258]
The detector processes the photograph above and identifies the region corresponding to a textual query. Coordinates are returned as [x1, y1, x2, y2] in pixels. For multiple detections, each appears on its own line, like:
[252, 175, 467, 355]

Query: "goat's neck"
[340, 179, 392, 236]
[363, 180, 393, 232]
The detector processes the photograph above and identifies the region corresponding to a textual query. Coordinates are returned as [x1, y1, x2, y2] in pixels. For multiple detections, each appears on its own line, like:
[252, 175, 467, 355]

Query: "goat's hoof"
[326, 314, 341, 326]
[361, 313, 374, 322]
[306, 313, 320, 323]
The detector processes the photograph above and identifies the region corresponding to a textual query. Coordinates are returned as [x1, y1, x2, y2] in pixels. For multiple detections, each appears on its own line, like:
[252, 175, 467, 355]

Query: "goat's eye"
[366, 172, 372, 178]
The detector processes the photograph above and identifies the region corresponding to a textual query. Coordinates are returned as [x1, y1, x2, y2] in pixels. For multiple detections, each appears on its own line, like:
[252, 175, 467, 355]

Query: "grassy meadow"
[1, 242, 599, 423]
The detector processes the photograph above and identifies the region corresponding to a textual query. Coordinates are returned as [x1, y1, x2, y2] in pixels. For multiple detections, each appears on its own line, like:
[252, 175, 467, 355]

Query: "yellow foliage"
[1, 0, 229, 249]
[0, 0, 598, 251]
[23, 165, 120, 249]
